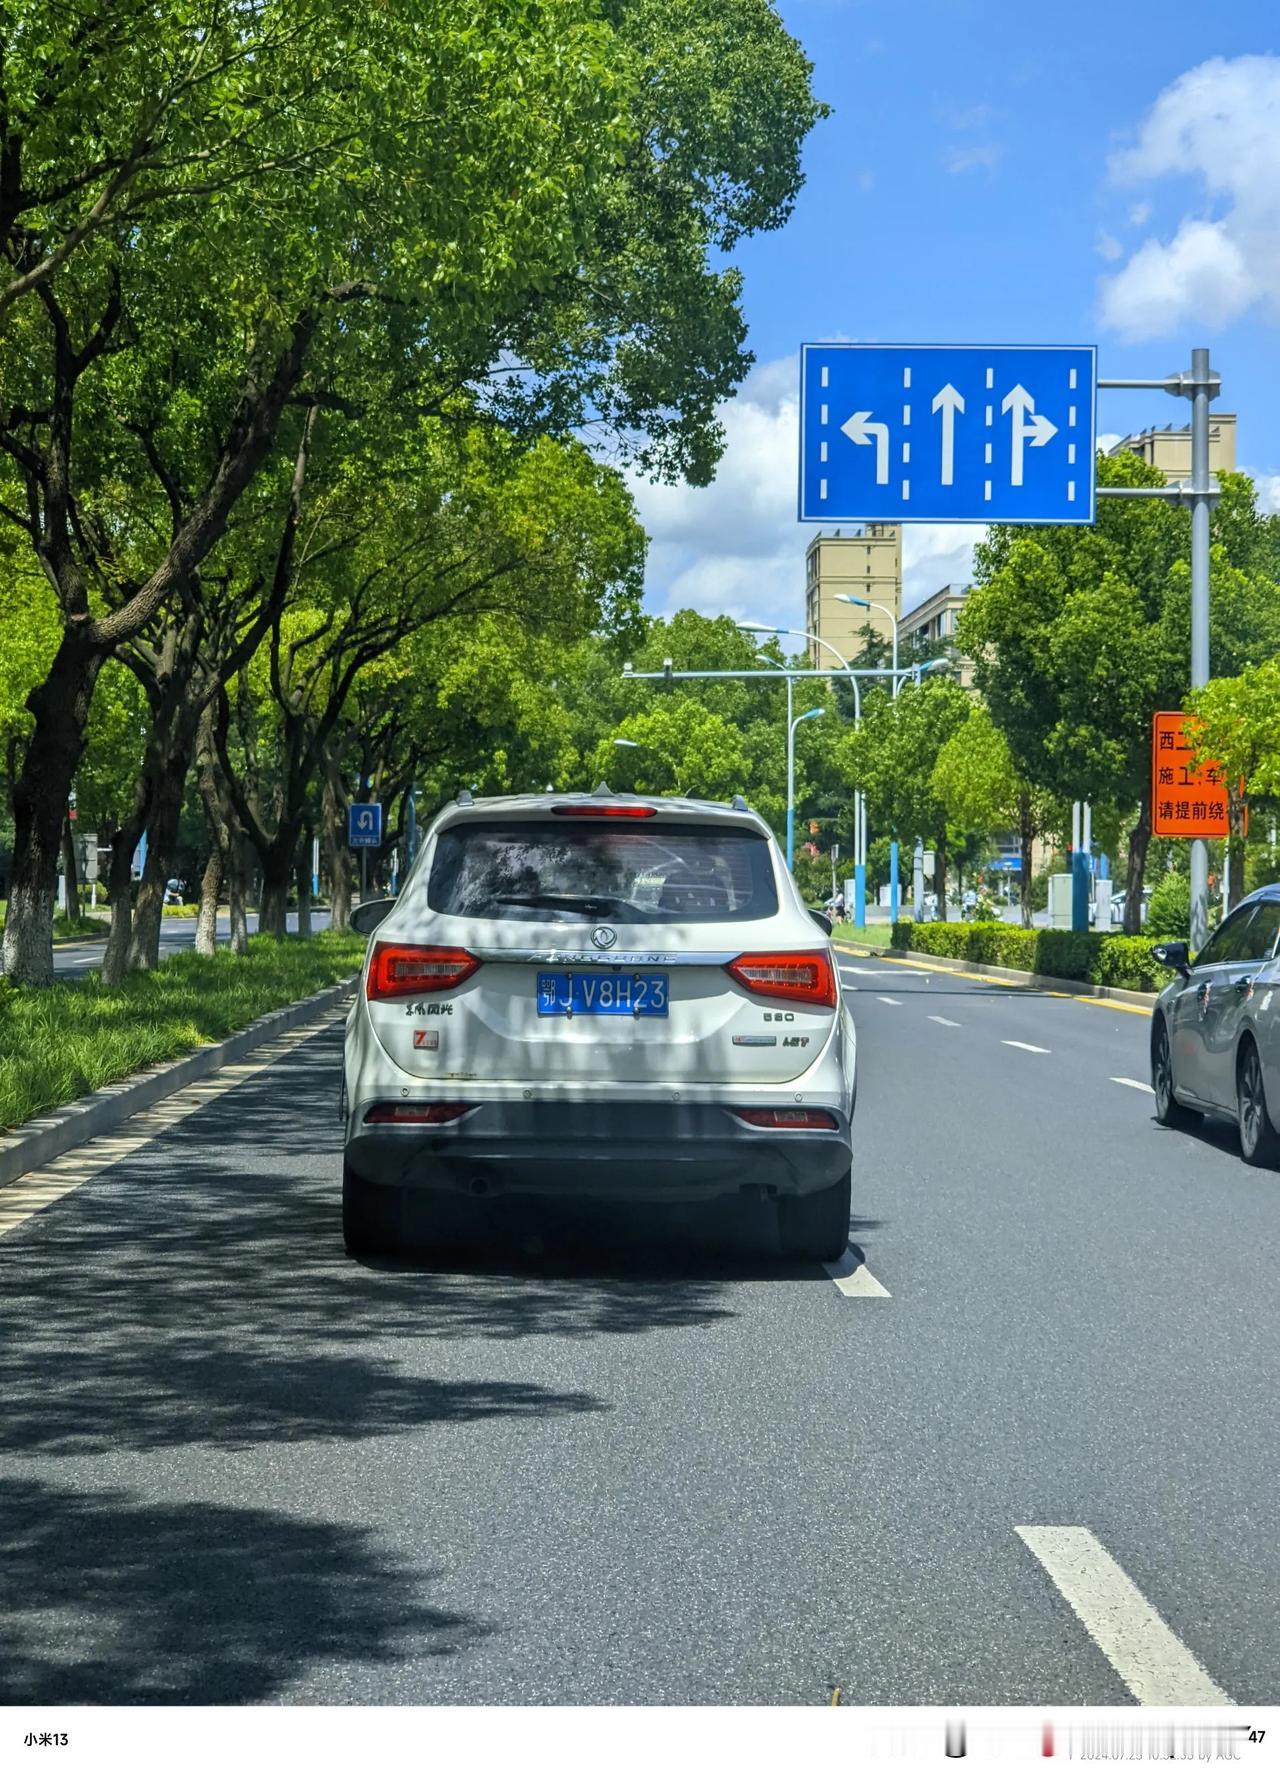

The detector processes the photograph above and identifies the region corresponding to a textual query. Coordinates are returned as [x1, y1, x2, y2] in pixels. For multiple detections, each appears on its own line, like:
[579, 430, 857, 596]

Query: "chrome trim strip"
[469, 948, 739, 966]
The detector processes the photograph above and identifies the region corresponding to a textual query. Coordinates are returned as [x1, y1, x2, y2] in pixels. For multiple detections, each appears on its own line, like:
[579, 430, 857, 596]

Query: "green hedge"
[888, 920, 1176, 992]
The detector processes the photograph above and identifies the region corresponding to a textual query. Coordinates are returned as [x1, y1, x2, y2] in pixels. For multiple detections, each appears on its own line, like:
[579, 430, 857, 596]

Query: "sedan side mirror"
[1151, 940, 1190, 980]
[808, 907, 834, 937]
[350, 897, 397, 936]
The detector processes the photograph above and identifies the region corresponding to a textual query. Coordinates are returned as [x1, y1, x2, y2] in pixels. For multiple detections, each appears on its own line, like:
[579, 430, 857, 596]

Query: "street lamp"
[787, 706, 824, 867]
[835, 593, 899, 694]
[738, 621, 869, 918]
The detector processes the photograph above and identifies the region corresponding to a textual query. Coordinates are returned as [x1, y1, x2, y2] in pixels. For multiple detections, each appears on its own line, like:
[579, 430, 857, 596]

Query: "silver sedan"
[1150, 887, 1280, 1164]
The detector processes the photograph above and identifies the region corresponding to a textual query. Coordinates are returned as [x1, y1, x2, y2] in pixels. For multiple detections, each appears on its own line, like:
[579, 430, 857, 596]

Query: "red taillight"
[366, 943, 479, 1000]
[550, 804, 656, 819]
[725, 950, 837, 1007]
[365, 1102, 473, 1125]
[731, 1108, 839, 1130]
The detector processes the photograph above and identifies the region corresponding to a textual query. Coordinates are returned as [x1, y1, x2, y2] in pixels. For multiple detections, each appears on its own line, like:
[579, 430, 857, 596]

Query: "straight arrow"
[931, 383, 964, 485]
[840, 410, 890, 485]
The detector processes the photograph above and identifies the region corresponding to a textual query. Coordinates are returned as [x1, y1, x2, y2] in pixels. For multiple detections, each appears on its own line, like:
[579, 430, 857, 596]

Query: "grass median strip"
[0, 931, 365, 1133]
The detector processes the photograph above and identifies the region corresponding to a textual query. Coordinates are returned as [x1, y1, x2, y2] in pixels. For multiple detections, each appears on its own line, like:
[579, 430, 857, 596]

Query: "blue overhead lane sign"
[799, 344, 1097, 525]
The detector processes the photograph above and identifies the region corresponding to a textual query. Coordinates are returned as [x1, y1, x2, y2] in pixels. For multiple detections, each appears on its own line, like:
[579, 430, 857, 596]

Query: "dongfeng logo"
[591, 925, 617, 950]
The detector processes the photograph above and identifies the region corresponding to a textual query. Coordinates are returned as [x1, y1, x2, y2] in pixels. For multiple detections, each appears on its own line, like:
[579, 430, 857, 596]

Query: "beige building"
[900, 582, 975, 687]
[804, 525, 901, 669]
[1110, 413, 1236, 481]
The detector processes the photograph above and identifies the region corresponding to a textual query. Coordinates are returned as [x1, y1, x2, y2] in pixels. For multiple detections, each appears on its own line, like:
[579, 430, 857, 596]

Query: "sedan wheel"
[1237, 1044, 1280, 1167]
[1152, 1021, 1201, 1131]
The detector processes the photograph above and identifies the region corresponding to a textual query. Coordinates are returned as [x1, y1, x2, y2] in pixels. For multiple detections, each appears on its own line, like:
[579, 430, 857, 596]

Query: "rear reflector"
[550, 804, 656, 819]
[365, 1102, 473, 1125]
[725, 950, 837, 1007]
[367, 943, 479, 1000]
[732, 1107, 839, 1130]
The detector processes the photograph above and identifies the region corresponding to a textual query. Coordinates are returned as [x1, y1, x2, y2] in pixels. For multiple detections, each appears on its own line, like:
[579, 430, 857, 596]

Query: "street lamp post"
[737, 621, 865, 918]
[836, 593, 899, 694]
[787, 706, 824, 867]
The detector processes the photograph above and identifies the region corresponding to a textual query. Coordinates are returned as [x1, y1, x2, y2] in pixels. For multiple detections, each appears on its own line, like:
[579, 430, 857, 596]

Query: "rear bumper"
[345, 1099, 852, 1201]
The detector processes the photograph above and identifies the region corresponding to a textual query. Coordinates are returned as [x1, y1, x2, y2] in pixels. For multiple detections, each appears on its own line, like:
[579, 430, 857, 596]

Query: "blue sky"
[630, 1, 1280, 628]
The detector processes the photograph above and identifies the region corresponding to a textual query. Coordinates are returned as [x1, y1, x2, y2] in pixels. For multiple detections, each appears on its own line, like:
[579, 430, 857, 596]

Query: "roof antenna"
[592, 780, 612, 797]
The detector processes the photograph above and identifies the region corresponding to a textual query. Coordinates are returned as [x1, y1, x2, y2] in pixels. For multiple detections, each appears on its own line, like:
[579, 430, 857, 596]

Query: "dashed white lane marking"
[825, 1251, 892, 1297]
[1016, 1526, 1233, 1707]
[877, 995, 903, 1006]
[1002, 1039, 1050, 1054]
[0, 1006, 348, 1238]
[927, 1014, 961, 1028]
[1112, 1076, 1155, 1095]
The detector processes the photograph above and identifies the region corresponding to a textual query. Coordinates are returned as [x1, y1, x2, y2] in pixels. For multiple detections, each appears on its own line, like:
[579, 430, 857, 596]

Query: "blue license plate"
[536, 971, 669, 1018]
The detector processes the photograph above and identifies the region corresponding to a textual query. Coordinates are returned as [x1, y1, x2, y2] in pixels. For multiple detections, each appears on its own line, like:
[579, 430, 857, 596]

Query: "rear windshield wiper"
[492, 893, 628, 917]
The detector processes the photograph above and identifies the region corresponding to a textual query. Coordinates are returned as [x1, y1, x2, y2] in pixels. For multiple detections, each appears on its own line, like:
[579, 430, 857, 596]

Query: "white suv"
[343, 789, 857, 1259]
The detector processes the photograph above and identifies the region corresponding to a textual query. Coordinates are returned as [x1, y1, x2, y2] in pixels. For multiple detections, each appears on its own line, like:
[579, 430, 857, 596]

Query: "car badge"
[590, 925, 617, 950]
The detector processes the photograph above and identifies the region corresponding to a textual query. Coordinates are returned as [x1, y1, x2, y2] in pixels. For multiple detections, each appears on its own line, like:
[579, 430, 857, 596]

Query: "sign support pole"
[1188, 346, 1212, 951]
[1098, 346, 1219, 948]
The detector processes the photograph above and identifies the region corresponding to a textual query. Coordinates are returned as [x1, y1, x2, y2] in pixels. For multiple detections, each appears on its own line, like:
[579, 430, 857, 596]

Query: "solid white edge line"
[1016, 1525, 1233, 1707]
[1001, 1039, 1050, 1054]
[1112, 1076, 1155, 1095]
[825, 1251, 891, 1297]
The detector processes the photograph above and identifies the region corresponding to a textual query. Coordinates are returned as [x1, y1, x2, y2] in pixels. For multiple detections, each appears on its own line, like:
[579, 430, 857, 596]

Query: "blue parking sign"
[799, 343, 1096, 525]
[348, 803, 382, 848]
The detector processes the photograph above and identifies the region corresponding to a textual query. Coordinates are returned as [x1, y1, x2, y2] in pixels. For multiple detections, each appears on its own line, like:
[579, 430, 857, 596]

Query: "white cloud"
[901, 527, 985, 614]
[628, 355, 984, 633]
[1097, 432, 1123, 453]
[1129, 201, 1151, 227]
[1100, 55, 1280, 340]
[1095, 229, 1123, 262]
[1242, 466, 1280, 513]
[944, 142, 1001, 175]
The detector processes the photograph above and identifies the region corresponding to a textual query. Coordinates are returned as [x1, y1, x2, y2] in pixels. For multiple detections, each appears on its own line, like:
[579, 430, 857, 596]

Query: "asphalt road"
[51, 910, 333, 977]
[1, 951, 1277, 1706]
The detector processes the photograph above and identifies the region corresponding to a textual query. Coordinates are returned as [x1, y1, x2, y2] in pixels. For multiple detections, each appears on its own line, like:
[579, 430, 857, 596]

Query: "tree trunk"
[257, 830, 297, 941]
[934, 833, 948, 922]
[195, 842, 221, 957]
[101, 816, 141, 986]
[1018, 790, 1035, 930]
[228, 848, 249, 955]
[1, 635, 104, 985]
[127, 741, 194, 973]
[322, 771, 352, 928]
[1124, 799, 1150, 935]
[296, 828, 313, 937]
[61, 813, 81, 927]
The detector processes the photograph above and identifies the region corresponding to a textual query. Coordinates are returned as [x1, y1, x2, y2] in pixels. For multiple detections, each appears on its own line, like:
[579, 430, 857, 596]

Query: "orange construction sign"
[1151, 711, 1229, 837]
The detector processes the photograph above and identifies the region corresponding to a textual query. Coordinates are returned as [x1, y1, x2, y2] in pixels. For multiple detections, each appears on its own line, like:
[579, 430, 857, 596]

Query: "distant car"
[1150, 886, 1280, 1163]
[342, 790, 858, 1260]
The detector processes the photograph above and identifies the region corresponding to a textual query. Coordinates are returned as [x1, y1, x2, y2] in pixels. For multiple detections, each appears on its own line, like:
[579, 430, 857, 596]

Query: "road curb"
[838, 943, 1160, 1010]
[0, 975, 356, 1190]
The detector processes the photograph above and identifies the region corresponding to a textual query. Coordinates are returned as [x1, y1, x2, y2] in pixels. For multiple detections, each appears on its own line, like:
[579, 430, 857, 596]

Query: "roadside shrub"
[889, 920, 1177, 991]
[1145, 871, 1190, 938]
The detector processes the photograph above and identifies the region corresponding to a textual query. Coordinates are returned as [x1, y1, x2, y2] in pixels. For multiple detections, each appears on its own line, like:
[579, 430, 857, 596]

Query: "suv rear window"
[427, 821, 778, 925]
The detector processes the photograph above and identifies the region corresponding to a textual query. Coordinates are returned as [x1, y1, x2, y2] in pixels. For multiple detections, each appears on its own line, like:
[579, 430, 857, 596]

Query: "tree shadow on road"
[0, 1476, 484, 1704]
[0, 1029, 879, 1458]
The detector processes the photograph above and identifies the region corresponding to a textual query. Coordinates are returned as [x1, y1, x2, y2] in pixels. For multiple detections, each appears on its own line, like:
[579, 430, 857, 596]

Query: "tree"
[1185, 658, 1280, 913]
[931, 704, 1058, 927]
[839, 676, 971, 917]
[958, 456, 1280, 932]
[4, 0, 823, 980]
